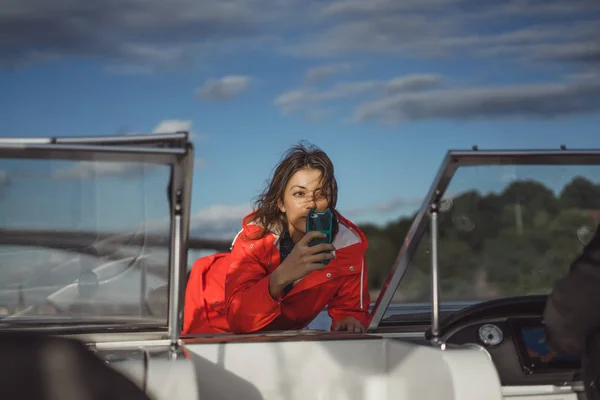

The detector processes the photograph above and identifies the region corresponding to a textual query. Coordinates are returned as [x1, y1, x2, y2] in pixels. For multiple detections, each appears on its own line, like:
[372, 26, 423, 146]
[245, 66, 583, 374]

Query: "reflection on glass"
[0, 159, 172, 325]
[392, 165, 600, 311]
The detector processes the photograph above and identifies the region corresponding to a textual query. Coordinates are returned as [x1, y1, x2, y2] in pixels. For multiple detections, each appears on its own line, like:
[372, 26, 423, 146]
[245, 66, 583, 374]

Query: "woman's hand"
[269, 231, 335, 298]
[333, 316, 365, 333]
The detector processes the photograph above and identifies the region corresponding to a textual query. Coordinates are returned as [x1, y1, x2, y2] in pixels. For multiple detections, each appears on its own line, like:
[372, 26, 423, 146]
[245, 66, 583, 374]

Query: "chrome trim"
[501, 384, 583, 396]
[0, 138, 53, 145]
[168, 214, 182, 348]
[430, 206, 440, 343]
[92, 339, 172, 350]
[166, 147, 193, 350]
[450, 149, 600, 166]
[54, 132, 188, 145]
[461, 343, 492, 361]
[375, 332, 426, 339]
[59, 332, 170, 343]
[0, 132, 188, 146]
[0, 132, 189, 164]
[442, 317, 508, 343]
[0, 145, 184, 165]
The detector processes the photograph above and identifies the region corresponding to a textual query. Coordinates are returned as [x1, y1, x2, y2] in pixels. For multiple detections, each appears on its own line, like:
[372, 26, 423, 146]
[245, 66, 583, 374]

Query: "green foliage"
[360, 176, 600, 302]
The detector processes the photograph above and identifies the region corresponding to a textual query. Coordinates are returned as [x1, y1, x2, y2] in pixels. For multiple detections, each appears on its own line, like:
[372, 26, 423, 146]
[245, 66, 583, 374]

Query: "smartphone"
[306, 208, 334, 264]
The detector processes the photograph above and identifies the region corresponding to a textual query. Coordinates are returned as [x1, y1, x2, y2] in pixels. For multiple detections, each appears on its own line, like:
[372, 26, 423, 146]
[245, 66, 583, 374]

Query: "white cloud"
[384, 75, 443, 94]
[152, 119, 200, 139]
[352, 76, 600, 124]
[2, 0, 598, 78]
[275, 74, 443, 115]
[142, 202, 252, 239]
[305, 63, 352, 84]
[0, 0, 299, 67]
[189, 203, 252, 238]
[274, 81, 376, 113]
[196, 75, 252, 101]
[118, 118, 199, 137]
[284, 0, 600, 69]
[152, 119, 192, 133]
[2, 0, 599, 71]
[531, 41, 600, 65]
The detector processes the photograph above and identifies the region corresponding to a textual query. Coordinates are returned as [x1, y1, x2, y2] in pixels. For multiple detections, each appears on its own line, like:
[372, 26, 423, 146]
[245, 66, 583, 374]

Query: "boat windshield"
[0, 157, 174, 327]
[380, 161, 600, 324]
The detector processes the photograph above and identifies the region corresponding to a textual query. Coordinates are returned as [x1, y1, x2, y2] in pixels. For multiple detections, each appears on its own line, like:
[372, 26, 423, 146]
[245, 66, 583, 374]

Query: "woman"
[182, 142, 370, 334]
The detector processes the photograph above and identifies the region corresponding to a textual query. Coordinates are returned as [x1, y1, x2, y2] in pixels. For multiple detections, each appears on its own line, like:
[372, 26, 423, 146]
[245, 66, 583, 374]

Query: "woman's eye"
[293, 192, 304, 196]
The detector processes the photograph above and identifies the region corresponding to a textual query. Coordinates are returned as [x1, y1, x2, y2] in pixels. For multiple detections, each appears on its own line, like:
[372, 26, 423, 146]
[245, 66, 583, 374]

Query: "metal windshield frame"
[367, 148, 600, 335]
[0, 132, 194, 346]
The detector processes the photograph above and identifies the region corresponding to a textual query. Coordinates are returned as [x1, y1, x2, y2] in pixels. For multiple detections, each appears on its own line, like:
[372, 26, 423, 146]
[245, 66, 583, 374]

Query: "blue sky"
[1, 0, 600, 239]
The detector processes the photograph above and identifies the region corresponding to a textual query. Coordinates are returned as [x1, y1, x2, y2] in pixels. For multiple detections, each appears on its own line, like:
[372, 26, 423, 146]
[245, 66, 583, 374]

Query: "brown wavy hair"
[248, 141, 338, 240]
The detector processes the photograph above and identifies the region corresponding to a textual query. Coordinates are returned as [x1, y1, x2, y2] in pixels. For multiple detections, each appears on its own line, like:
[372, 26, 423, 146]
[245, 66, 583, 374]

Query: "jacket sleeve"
[327, 254, 371, 329]
[224, 238, 282, 333]
[181, 253, 228, 334]
[181, 256, 206, 334]
[544, 223, 600, 355]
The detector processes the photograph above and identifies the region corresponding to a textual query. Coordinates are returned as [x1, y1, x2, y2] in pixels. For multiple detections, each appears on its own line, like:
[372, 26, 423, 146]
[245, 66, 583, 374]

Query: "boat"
[0, 133, 593, 399]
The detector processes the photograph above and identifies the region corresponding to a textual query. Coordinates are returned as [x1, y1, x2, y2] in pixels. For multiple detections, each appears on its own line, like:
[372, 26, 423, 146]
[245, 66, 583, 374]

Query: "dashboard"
[433, 295, 582, 386]
[445, 316, 581, 386]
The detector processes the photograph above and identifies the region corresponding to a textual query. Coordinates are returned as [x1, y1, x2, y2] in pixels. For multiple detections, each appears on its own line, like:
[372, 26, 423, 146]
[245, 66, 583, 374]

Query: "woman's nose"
[305, 195, 317, 209]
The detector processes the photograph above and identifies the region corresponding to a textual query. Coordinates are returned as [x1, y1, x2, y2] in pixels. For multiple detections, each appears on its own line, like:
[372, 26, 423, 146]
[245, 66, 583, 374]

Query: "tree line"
[358, 176, 600, 303]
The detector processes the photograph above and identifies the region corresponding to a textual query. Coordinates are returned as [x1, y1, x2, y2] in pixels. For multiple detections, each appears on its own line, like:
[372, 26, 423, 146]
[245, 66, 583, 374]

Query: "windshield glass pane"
[390, 164, 600, 317]
[0, 158, 172, 325]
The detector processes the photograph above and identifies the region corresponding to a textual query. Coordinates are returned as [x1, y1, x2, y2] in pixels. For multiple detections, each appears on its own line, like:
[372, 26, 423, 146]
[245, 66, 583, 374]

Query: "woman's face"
[278, 167, 330, 242]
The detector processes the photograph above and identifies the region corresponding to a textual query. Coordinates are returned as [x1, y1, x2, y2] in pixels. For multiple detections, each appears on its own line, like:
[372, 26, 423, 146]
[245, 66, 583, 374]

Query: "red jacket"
[182, 211, 371, 334]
